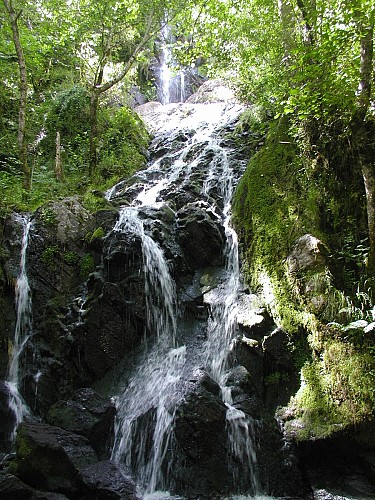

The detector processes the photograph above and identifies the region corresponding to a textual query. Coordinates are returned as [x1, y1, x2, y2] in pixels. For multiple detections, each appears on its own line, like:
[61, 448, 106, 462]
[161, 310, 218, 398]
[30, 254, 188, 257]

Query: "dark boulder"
[176, 202, 225, 269]
[0, 382, 16, 452]
[172, 369, 231, 496]
[75, 278, 145, 381]
[0, 471, 34, 500]
[80, 460, 140, 500]
[13, 422, 97, 496]
[0, 472, 74, 499]
[47, 388, 116, 458]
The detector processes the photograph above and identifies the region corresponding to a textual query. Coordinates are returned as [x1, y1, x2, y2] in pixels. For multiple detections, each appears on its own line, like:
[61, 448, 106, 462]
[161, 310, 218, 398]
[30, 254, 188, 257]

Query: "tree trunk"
[354, 23, 375, 277]
[361, 161, 375, 275]
[2, 0, 31, 193]
[278, 0, 295, 59]
[89, 89, 100, 177]
[88, 15, 156, 176]
[55, 131, 64, 181]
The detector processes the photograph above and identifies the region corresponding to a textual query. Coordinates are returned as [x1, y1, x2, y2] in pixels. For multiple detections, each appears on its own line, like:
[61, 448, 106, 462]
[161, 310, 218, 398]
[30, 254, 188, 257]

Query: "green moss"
[288, 334, 375, 440]
[38, 207, 58, 227]
[64, 251, 79, 265]
[90, 226, 105, 242]
[264, 371, 290, 386]
[13, 423, 33, 472]
[41, 245, 60, 270]
[233, 119, 314, 333]
[80, 253, 95, 278]
[82, 191, 108, 213]
[233, 115, 375, 440]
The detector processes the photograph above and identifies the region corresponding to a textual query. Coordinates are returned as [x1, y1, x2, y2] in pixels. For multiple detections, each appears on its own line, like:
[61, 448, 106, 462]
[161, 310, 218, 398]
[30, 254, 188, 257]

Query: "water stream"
[109, 99, 264, 496]
[5, 215, 33, 442]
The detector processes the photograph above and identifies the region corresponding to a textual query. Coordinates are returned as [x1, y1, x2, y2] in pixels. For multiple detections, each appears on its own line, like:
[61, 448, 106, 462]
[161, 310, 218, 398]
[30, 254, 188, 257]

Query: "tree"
[2, 0, 30, 192]
[67, 0, 180, 175]
[352, 7, 375, 274]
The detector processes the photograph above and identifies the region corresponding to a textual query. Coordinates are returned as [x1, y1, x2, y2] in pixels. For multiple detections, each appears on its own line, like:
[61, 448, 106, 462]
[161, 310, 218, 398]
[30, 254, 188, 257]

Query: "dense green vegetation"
[1, 0, 375, 440]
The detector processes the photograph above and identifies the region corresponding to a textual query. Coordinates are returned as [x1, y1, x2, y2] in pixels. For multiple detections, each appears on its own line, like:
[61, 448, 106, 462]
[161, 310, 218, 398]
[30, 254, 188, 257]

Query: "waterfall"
[109, 98, 264, 497]
[156, 24, 190, 104]
[111, 190, 184, 492]
[5, 215, 33, 442]
[202, 140, 262, 496]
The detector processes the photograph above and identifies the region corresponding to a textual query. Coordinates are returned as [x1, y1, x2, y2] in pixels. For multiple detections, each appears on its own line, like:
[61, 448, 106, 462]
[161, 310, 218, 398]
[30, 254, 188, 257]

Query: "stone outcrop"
[287, 233, 332, 316]
[7, 421, 140, 499]
[0, 382, 16, 453]
[46, 388, 115, 459]
[80, 461, 140, 500]
[13, 422, 97, 496]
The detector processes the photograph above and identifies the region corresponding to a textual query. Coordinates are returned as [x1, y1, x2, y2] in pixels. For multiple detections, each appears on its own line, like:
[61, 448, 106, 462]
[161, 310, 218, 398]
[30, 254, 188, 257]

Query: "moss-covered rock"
[233, 116, 375, 439]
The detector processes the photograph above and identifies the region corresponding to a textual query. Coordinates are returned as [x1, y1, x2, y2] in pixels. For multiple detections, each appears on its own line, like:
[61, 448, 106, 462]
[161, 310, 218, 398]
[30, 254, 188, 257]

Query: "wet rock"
[236, 292, 275, 339]
[186, 79, 237, 104]
[0, 471, 35, 499]
[80, 460, 140, 500]
[75, 280, 144, 380]
[13, 422, 97, 496]
[262, 327, 292, 368]
[176, 202, 225, 269]
[0, 382, 16, 452]
[46, 388, 115, 458]
[299, 437, 375, 499]
[31, 493, 70, 500]
[173, 369, 231, 496]
[262, 334, 300, 412]
[232, 336, 264, 398]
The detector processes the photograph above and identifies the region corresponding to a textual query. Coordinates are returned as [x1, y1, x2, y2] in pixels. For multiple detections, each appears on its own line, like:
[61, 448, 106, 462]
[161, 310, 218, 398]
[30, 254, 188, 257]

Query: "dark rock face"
[172, 370, 231, 496]
[0, 96, 314, 499]
[299, 436, 375, 499]
[0, 471, 34, 500]
[80, 461, 140, 500]
[46, 388, 115, 459]
[14, 422, 97, 495]
[10, 422, 140, 499]
[176, 202, 225, 269]
[0, 382, 16, 452]
[0, 471, 70, 500]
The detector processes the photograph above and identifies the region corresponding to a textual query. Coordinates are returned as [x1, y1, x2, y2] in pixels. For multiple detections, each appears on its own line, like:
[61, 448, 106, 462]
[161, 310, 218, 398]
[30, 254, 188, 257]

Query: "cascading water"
[111, 186, 186, 493]
[203, 173, 262, 495]
[107, 97, 267, 498]
[5, 215, 33, 442]
[156, 25, 190, 104]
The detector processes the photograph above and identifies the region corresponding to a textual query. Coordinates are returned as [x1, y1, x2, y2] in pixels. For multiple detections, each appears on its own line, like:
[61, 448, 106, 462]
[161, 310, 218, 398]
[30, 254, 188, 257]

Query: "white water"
[157, 24, 188, 104]
[111, 178, 183, 491]
[6, 215, 33, 442]
[202, 140, 262, 495]
[110, 99, 261, 496]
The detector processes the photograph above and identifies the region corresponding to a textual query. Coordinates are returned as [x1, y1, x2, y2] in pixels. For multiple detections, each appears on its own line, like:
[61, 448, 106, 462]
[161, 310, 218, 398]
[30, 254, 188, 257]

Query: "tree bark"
[296, 0, 315, 45]
[2, 0, 31, 193]
[361, 161, 375, 275]
[354, 23, 375, 276]
[55, 131, 64, 181]
[278, 0, 295, 59]
[89, 89, 100, 177]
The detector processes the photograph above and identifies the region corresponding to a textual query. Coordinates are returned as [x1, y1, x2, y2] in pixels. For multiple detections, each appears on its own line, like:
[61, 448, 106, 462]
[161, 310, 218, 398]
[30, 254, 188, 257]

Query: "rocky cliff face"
[1, 83, 369, 499]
